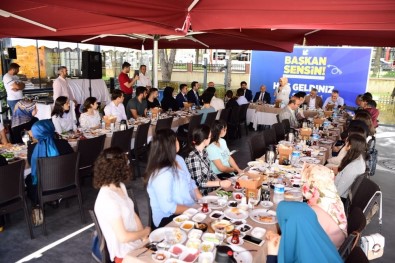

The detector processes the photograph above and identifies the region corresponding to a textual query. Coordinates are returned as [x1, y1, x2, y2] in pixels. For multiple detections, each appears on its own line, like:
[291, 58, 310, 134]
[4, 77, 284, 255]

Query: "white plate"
[249, 209, 277, 224]
[183, 208, 198, 217]
[236, 224, 253, 233]
[209, 210, 224, 220]
[319, 139, 334, 144]
[299, 157, 320, 164]
[247, 161, 262, 167]
[261, 201, 273, 209]
[251, 227, 267, 239]
[199, 241, 215, 252]
[149, 227, 187, 244]
[227, 236, 244, 246]
[224, 208, 249, 220]
[232, 192, 245, 202]
[227, 200, 239, 208]
[173, 215, 190, 225]
[188, 229, 203, 239]
[152, 251, 171, 262]
[201, 233, 220, 245]
[201, 196, 222, 209]
[229, 245, 253, 263]
[192, 213, 207, 222]
[284, 189, 303, 201]
[198, 252, 214, 263]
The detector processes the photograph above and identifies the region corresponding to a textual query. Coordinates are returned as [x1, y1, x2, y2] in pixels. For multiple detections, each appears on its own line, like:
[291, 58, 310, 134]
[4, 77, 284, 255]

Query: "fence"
[160, 63, 247, 73]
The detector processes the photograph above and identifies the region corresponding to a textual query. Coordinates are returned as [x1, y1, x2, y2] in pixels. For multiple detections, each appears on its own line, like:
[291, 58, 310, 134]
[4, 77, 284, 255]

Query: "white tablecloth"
[67, 79, 110, 105]
[247, 108, 279, 129]
[35, 103, 53, 120]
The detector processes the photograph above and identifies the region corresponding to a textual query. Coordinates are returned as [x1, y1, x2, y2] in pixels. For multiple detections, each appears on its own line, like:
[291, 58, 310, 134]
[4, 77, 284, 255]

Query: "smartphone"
[134, 70, 140, 77]
[243, 235, 264, 246]
[229, 150, 238, 155]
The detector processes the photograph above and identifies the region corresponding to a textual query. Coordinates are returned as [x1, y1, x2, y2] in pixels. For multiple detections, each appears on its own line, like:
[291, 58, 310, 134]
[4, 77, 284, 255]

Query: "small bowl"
[188, 229, 203, 239]
[198, 252, 214, 263]
[152, 250, 171, 262]
[232, 192, 244, 202]
[199, 241, 215, 252]
[261, 201, 273, 209]
[251, 227, 267, 239]
[180, 221, 195, 232]
[173, 215, 190, 225]
[194, 222, 208, 232]
[186, 238, 201, 250]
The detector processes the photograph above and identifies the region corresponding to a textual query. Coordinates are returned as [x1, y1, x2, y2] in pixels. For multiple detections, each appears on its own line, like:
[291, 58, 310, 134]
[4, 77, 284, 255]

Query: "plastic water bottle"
[273, 184, 285, 204]
[147, 110, 152, 119]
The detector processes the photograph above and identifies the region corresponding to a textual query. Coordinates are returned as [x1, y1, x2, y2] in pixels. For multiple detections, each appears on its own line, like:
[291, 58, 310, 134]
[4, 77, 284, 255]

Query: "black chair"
[126, 188, 140, 217]
[110, 128, 134, 154]
[131, 121, 151, 178]
[281, 119, 291, 134]
[219, 107, 231, 122]
[89, 210, 112, 263]
[204, 111, 217, 127]
[155, 116, 174, 133]
[345, 246, 369, 263]
[177, 114, 203, 146]
[272, 122, 286, 143]
[77, 135, 106, 180]
[37, 152, 85, 235]
[238, 103, 249, 138]
[248, 133, 266, 160]
[344, 173, 367, 216]
[263, 128, 277, 147]
[227, 106, 241, 139]
[276, 114, 280, 123]
[146, 194, 155, 230]
[0, 159, 34, 239]
[10, 118, 38, 144]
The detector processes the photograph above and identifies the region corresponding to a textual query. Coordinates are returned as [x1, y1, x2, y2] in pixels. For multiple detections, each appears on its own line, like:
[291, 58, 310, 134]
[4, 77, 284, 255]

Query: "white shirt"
[210, 96, 225, 119]
[79, 110, 101, 129]
[275, 84, 291, 105]
[94, 183, 144, 261]
[53, 76, 75, 102]
[52, 111, 77, 134]
[104, 101, 127, 121]
[309, 97, 316, 109]
[136, 73, 151, 87]
[323, 96, 345, 108]
[3, 73, 23, 100]
[236, 96, 249, 105]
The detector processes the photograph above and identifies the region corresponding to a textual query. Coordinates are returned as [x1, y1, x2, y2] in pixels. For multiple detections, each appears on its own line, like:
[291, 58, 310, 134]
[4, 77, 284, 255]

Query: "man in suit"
[176, 83, 188, 109]
[253, 85, 271, 104]
[279, 99, 299, 128]
[187, 81, 201, 106]
[304, 88, 323, 109]
[240, 81, 253, 102]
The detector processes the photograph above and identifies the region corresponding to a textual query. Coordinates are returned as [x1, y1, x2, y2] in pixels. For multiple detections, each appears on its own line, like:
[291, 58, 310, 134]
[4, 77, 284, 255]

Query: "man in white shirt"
[136, 65, 152, 89]
[53, 66, 77, 104]
[279, 99, 299, 128]
[3, 63, 25, 113]
[323, 90, 344, 110]
[104, 90, 127, 121]
[236, 88, 249, 105]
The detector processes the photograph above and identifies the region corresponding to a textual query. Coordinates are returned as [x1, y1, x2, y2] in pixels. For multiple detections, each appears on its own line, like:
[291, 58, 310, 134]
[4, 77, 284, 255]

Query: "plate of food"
[224, 208, 249, 220]
[173, 215, 190, 225]
[299, 157, 320, 164]
[319, 139, 334, 145]
[191, 213, 206, 222]
[232, 192, 244, 202]
[183, 208, 198, 217]
[211, 220, 235, 234]
[249, 209, 277, 224]
[149, 227, 187, 245]
[200, 196, 222, 209]
[284, 189, 303, 202]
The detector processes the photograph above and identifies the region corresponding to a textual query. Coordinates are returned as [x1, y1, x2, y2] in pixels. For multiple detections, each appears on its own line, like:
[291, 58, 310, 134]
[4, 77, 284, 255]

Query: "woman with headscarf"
[274, 77, 291, 106]
[11, 99, 38, 143]
[25, 119, 73, 204]
[160, 86, 179, 112]
[266, 202, 343, 263]
[301, 164, 347, 248]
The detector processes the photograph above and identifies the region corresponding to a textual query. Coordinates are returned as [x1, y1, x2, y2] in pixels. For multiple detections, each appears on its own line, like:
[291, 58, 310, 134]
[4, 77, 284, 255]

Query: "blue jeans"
[7, 99, 20, 114]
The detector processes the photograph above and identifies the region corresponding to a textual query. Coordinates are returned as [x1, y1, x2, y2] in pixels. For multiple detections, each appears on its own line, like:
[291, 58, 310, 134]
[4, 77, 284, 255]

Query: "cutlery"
[136, 248, 149, 257]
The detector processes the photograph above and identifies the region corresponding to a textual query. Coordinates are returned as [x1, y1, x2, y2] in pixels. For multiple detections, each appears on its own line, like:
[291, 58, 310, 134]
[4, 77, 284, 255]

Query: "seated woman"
[11, 99, 39, 143]
[266, 202, 343, 263]
[0, 122, 10, 145]
[197, 92, 216, 124]
[51, 96, 77, 134]
[347, 110, 375, 140]
[146, 129, 202, 229]
[301, 164, 347, 248]
[206, 120, 242, 179]
[185, 125, 231, 196]
[160, 86, 179, 112]
[146, 88, 161, 110]
[334, 134, 367, 199]
[94, 147, 151, 263]
[25, 119, 74, 205]
[79, 97, 101, 130]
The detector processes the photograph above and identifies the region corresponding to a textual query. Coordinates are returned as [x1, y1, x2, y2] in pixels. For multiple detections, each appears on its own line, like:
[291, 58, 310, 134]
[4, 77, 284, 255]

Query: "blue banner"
[250, 47, 372, 106]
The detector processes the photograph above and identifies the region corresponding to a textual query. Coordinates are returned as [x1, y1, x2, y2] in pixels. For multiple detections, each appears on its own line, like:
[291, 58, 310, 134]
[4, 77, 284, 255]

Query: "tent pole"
[203, 50, 208, 89]
[153, 35, 159, 88]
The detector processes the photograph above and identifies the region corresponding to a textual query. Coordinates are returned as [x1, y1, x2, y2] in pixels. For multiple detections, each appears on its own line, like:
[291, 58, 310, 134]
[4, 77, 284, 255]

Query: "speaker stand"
[89, 78, 92, 97]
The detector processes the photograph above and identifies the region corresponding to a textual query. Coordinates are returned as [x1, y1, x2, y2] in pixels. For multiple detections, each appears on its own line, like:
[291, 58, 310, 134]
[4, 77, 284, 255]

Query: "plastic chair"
[219, 107, 231, 122]
[89, 210, 112, 263]
[204, 111, 217, 127]
[248, 133, 266, 160]
[272, 122, 286, 143]
[37, 152, 85, 235]
[155, 116, 174, 133]
[77, 135, 106, 179]
[131, 121, 151, 178]
[0, 159, 34, 239]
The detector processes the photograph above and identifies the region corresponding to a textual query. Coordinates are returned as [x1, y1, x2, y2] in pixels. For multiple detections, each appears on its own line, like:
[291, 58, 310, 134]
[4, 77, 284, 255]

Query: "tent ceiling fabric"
[1, 0, 395, 48]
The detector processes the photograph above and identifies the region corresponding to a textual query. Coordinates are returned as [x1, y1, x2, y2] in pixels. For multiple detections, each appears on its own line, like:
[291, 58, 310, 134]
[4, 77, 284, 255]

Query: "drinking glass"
[214, 225, 226, 244]
[249, 197, 258, 210]
[266, 150, 275, 169]
[21, 130, 30, 146]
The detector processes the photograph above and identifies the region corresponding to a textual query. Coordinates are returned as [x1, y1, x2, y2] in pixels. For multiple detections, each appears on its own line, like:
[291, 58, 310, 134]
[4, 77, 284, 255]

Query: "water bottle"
[290, 151, 301, 166]
[147, 109, 152, 119]
[101, 120, 105, 130]
[273, 184, 284, 204]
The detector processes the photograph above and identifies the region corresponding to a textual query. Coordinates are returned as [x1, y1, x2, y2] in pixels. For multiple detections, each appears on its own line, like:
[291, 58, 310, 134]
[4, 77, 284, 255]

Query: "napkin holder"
[300, 128, 312, 140]
[274, 101, 281, 108]
[237, 174, 265, 200]
[183, 102, 192, 110]
[326, 104, 335, 111]
[278, 145, 293, 164]
[324, 111, 333, 118]
[313, 118, 325, 127]
[103, 115, 117, 128]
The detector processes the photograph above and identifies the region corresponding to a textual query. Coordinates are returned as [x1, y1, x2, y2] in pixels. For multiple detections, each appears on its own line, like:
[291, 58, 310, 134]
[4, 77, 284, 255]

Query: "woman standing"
[94, 147, 150, 263]
[274, 77, 291, 106]
[185, 125, 231, 196]
[79, 97, 101, 129]
[145, 129, 202, 228]
[206, 120, 242, 179]
[146, 88, 161, 110]
[334, 134, 367, 199]
[51, 96, 77, 134]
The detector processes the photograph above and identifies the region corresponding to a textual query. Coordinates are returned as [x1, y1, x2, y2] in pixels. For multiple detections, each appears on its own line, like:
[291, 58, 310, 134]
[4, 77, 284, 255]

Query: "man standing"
[136, 65, 152, 89]
[323, 90, 344, 109]
[126, 86, 148, 119]
[53, 66, 77, 104]
[118, 62, 138, 108]
[4, 63, 25, 113]
[187, 81, 201, 106]
[304, 88, 323, 109]
[176, 84, 188, 109]
[253, 85, 271, 104]
[240, 81, 253, 102]
[279, 99, 299, 128]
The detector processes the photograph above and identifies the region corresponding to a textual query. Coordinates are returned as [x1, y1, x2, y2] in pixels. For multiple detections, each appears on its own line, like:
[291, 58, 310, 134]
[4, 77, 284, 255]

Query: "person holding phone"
[118, 62, 138, 108]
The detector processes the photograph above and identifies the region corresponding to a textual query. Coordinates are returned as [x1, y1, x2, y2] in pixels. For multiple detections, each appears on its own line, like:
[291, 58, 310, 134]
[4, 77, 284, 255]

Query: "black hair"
[211, 120, 227, 143]
[179, 84, 188, 91]
[163, 86, 174, 98]
[51, 96, 69, 117]
[363, 92, 373, 100]
[136, 86, 147, 97]
[366, 100, 377, 108]
[111, 89, 124, 101]
[82, 97, 97, 113]
[9, 63, 20, 70]
[236, 88, 244, 97]
[240, 81, 247, 86]
[122, 62, 131, 69]
[148, 87, 158, 97]
[332, 90, 339, 94]
[140, 65, 146, 70]
[225, 90, 233, 98]
[201, 92, 213, 104]
[338, 134, 367, 172]
[191, 81, 199, 89]
[294, 91, 306, 98]
[144, 129, 178, 184]
[191, 125, 211, 146]
[205, 87, 216, 96]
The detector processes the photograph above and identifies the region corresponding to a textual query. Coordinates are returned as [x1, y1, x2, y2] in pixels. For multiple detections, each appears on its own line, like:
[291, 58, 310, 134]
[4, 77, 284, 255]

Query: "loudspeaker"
[81, 51, 102, 79]
[8, 48, 17, 59]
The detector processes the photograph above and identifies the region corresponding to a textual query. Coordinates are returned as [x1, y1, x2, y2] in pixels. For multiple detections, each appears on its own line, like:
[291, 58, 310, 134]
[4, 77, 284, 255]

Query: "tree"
[225, 50, 232, 89]
[159, 49, 177, 81]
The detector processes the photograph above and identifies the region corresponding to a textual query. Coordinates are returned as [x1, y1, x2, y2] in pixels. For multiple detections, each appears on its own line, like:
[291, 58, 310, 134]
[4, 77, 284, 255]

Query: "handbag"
[31, 205, 43, 226]
[360, 233, 385, 260]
